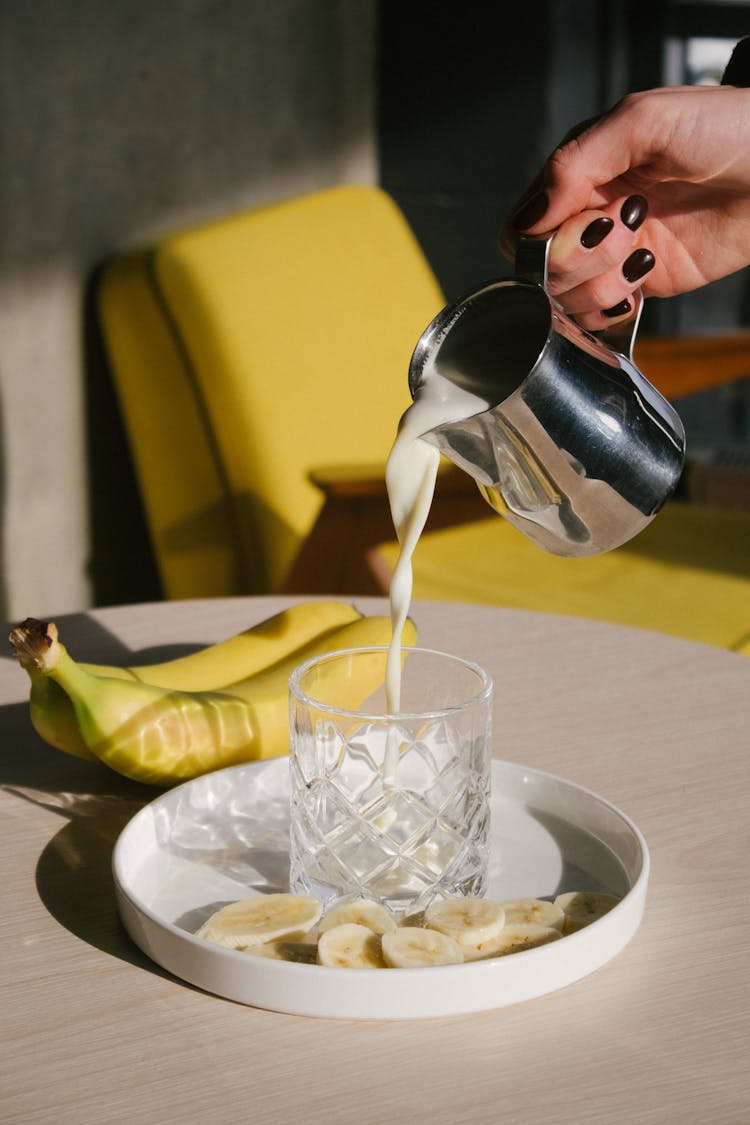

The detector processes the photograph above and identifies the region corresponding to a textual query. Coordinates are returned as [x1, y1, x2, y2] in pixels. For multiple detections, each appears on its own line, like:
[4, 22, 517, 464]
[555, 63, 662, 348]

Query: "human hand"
[499, 84, 750, 330]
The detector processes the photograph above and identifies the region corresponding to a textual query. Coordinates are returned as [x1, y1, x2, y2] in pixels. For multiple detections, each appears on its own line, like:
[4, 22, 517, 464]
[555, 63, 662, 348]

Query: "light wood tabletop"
[2, 596, 748, 1124]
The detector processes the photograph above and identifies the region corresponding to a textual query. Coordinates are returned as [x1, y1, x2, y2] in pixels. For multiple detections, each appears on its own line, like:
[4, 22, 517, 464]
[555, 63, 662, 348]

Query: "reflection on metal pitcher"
[408, 235, 686, 557]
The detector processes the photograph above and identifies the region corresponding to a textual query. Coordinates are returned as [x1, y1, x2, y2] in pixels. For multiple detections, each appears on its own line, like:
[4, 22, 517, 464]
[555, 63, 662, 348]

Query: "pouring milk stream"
[381, 235, 685, 782]
[383, 369, 490, 783]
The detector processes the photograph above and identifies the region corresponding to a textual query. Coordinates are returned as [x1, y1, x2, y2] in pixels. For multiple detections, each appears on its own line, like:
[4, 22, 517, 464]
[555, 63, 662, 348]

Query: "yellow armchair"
[97, 184, 750, 654]
[98, 184, 444, 598]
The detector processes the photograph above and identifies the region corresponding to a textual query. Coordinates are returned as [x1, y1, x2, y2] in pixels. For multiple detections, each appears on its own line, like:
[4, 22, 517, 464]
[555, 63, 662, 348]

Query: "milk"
[383, 369, 490, 781]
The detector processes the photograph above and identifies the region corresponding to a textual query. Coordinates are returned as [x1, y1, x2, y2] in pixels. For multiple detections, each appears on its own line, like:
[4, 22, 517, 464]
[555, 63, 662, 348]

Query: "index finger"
[500, 93, 667, 254]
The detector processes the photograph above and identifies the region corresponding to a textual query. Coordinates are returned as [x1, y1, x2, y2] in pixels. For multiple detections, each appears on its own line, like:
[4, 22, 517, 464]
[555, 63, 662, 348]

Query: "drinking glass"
[288, 646, 492, 917]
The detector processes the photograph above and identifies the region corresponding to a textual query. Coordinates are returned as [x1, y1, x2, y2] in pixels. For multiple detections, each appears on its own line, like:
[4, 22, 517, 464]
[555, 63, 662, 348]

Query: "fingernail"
[602, 298, 632, 318]
[580, 216, 614, 249]
[511, 191, 549, 231]
[620, 194, 648, 230]
[622, 248, 655, 283]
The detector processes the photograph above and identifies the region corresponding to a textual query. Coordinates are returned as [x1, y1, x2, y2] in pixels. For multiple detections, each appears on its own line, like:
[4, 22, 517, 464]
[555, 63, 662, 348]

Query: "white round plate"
[113, 758, 649, 1020]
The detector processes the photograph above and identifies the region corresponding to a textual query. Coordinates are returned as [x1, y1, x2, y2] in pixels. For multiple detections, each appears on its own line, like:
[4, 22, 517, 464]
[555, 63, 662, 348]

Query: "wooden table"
[2, 597, 748, 1124]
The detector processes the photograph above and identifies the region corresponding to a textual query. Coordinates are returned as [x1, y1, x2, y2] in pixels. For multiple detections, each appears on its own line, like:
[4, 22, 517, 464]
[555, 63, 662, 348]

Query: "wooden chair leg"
[281, 465, 490, 596]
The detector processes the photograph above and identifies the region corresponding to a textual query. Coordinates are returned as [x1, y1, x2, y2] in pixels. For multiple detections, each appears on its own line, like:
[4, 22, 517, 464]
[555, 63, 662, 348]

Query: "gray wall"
[0, 0, 376, 619]
[377, 0, 618, 303]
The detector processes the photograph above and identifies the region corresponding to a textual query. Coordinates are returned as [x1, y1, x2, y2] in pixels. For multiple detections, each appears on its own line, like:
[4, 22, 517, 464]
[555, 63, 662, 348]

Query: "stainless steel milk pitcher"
[408, 235, 686, 557]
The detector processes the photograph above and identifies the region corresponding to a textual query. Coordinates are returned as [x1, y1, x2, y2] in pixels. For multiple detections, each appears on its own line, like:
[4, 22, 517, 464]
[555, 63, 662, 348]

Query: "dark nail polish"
[511, 191, 549, 231]
[620, 194, 648, 231]
[580, 216, 614, 249]
[602, 298, 632, 318]
[622, 248, 655, 283]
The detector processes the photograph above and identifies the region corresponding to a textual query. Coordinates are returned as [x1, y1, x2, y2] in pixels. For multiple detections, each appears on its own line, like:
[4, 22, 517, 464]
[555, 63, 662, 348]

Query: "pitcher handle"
[514, 232, 643, 362]
[513, 233, 551, 288]
[598, 289, 643, 362]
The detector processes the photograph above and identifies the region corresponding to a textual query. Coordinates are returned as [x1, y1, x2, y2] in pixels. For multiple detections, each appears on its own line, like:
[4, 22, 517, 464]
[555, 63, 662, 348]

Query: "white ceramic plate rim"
[112, 758, 649, 1020]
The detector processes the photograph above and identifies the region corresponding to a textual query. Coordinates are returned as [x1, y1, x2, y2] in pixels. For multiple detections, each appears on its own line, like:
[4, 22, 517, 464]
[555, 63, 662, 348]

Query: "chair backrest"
[98, 185, 445, 597]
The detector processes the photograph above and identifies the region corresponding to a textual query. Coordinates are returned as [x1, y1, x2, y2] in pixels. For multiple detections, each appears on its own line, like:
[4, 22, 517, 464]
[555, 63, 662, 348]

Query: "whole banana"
[10, 613, 416, 786]
[16, 600, 362, 760]
[90, 600, 364, 689]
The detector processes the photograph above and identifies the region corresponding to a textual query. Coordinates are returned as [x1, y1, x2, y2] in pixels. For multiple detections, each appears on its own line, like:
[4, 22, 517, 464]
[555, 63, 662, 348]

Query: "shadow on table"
[1, 609, 278, 988]
[0, 618, 175, 980]
[5, 607, 211, 668]
[3, 771, 179, 978]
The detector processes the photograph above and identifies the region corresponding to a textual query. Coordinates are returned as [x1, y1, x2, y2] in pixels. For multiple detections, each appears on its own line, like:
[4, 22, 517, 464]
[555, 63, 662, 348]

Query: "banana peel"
[16, 600, 362, 761]
[10, 612, 416, 787]
[118, 600, 363, 690]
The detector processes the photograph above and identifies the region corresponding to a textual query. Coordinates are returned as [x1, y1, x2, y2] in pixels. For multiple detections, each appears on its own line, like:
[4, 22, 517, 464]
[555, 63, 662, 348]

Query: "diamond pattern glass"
[289, 647, 492, 916]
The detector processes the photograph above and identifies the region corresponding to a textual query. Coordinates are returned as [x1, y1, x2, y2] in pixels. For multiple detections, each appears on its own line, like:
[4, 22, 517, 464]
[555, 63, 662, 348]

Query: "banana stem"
[8, 618, 60, 671]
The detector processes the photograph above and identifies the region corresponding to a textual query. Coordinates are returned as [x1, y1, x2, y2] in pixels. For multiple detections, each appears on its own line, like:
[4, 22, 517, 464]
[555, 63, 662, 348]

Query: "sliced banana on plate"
[424, 897, 506, 949]
[554, 891, 621, 933]
[381, 927, 464, 968]
[318, 898, 397, 936]
[462, 921, 563, 961]
[317, 923, 385, 968]
[196, 893, 322, 950]
[247, 940, 319, 964]
[195, 889, 623, 966]
[498, 897, 566, 931]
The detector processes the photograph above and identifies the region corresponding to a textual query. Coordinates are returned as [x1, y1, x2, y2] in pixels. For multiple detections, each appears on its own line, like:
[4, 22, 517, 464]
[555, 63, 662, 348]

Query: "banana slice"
[463, 922, 563, 961]
[196, 893, 322, 950]
[424, 897, 506, 949]
[316, 923, 385, 968]
[498, 897, 565, 931]
[247, 940, 319, 964]
[554, 891, 621, 933]
[318, 899, 397, 936]
[382, 926, 464, 968]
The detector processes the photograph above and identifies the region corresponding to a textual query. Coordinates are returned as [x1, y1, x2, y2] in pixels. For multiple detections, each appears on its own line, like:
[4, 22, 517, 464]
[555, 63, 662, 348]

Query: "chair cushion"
[151, 185, 443, 593]
[376, 501, 750, 654]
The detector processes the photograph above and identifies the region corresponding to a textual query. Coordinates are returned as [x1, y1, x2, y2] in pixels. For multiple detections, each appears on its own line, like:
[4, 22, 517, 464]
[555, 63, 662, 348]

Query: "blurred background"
[1, 0, 749, 620]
